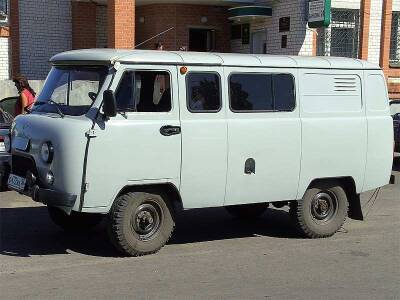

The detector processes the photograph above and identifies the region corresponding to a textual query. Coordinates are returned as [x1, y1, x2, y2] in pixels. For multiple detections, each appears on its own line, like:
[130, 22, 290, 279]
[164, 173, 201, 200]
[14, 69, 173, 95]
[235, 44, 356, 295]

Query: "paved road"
[0, 164, 399, 299]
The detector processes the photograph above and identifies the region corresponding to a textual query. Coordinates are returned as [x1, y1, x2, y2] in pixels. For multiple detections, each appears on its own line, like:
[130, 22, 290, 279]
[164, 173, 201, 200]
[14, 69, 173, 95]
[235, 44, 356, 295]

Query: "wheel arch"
[301, 176, 363, 221]
[115, 183, 184, 215]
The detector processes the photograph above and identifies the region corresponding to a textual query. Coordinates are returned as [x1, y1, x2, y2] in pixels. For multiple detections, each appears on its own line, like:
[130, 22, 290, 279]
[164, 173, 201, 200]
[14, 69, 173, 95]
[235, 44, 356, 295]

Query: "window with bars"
[390, 12, 400, 66]
[0, 0, 8, 14]
[317, 8, 360, 58]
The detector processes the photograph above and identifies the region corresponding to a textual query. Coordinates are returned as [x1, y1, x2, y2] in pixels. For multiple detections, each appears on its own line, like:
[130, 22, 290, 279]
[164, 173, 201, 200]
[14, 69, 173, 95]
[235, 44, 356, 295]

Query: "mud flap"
[348, 193, 364, 221]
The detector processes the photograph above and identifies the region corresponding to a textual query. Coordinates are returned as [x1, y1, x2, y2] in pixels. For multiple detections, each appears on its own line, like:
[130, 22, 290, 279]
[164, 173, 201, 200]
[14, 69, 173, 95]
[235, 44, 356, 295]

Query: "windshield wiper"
[35, 100, 65, 118]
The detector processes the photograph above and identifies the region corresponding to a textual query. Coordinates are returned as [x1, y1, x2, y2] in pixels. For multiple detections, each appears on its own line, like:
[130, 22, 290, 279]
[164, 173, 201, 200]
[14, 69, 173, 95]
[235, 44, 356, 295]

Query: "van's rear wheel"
[47, 206, 103, 232]
[225, 203, 269, 219]
[289, 182, 348, 238]
[107, 191, 175, 257]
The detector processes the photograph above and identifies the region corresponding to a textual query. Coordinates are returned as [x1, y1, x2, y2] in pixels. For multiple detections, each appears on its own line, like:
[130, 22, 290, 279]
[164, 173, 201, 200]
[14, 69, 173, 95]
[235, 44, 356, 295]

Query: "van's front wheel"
[289, 182, 348, 238]
[107, 191, 175, 257]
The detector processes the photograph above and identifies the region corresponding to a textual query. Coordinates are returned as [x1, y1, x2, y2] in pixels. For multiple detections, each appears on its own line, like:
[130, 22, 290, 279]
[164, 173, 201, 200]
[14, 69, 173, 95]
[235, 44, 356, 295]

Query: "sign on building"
[308, 0, 331, 28]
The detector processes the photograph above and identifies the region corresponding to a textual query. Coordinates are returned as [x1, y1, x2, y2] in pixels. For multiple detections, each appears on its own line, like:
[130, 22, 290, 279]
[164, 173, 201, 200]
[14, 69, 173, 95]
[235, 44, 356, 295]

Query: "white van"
[5, 50, 394, 256]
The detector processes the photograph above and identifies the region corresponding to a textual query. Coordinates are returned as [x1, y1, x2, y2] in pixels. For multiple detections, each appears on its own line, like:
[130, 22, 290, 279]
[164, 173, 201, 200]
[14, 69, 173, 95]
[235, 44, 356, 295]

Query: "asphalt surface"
[0, 161, 399, 299]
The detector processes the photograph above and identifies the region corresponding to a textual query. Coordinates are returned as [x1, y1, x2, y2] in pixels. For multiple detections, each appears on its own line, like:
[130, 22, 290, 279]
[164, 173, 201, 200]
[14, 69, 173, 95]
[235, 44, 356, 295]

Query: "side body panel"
[178, 66, 228, 208]
[362, 71, 393, 191]
[82, 65, 181, 211]
[224, 67, 302, 205]
[297, 69, 367, 198]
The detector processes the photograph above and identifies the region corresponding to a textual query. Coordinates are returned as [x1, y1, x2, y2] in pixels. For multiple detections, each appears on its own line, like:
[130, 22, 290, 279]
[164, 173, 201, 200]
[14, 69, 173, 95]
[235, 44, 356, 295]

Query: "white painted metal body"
[10, 50, 393, 213]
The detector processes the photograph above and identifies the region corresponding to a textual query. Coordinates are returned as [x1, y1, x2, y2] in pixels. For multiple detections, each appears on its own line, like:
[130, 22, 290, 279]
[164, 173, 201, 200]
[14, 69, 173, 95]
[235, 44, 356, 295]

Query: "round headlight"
[4, 135, 11, 153]
[45, 171, 55, 185]
[40, 142, 54, 163]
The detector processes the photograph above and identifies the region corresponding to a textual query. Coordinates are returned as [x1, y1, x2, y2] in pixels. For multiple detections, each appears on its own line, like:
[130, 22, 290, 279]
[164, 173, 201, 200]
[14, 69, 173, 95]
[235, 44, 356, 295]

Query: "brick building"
[0, 0, 400, 98]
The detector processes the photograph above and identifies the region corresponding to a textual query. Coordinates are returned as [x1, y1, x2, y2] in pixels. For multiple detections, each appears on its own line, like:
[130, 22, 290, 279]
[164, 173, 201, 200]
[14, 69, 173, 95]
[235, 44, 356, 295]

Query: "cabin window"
[186, 72, 221, 112]
[229, 73, 295, 112]
[115, 71, 171, 112]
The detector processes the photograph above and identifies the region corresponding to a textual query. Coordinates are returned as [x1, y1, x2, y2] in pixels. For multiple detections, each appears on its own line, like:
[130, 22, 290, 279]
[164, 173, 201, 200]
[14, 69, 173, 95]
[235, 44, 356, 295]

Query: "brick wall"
[9, 0, 19, 77]
[266, 0, 312, 55]
[367, 0, 383, 64]
[72, 1, 97, 49]
[332, 0, 361, 9]
[108, 0, 135, 49]
[0, 37, 9, 79]
[96, 5, 108, 48]
[136, 4, 230, 52]
[19, 0, 72, 79]
[230, 0, 314, 56]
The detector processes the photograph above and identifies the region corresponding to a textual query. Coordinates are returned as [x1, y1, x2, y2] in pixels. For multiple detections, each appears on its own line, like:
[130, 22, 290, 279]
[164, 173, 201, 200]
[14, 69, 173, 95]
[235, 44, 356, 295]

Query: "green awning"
[228, 6, 272, 21]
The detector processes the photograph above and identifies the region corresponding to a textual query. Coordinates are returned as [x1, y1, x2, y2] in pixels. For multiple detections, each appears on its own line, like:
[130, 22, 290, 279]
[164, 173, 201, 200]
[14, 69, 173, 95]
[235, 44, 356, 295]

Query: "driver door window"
[116, 71, 171, 112]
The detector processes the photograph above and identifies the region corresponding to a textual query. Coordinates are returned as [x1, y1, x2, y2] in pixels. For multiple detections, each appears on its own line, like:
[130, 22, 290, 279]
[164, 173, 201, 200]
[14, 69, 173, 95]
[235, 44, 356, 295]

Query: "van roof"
[50, 49, 381, 70]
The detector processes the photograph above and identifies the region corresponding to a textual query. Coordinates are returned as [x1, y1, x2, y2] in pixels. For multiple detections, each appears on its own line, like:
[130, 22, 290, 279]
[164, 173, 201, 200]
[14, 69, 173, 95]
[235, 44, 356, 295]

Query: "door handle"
[160, 125, 181, 136]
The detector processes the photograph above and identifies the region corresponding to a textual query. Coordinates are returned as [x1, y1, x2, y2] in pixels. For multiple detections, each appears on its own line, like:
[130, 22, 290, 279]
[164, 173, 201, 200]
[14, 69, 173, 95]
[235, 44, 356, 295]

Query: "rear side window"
[115, 70, 171, 112]
[229, 73, 295, 112]
[273, 74, 296, 111]
[186, 72, 221, 112]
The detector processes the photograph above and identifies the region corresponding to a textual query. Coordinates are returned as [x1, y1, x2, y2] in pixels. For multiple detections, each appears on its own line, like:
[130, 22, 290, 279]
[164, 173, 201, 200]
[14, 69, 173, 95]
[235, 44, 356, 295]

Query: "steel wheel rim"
[310, 191, 337, 223]
[131, 201, 162, 241]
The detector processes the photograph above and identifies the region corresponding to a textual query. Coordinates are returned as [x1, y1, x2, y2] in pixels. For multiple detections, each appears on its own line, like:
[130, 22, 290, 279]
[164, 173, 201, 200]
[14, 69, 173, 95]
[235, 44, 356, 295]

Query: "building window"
[390, 12, 400, 66]
[317, 8, 360, 58]
[0, 0, 8, 23]
[231, 25, 242, 40]
[0, 0, 8, 13]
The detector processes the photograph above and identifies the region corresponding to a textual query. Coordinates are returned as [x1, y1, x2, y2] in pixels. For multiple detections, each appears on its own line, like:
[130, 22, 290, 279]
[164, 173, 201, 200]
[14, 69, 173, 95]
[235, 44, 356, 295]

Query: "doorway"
[189, 28, 216, 52]
[251, 30, 267, 54]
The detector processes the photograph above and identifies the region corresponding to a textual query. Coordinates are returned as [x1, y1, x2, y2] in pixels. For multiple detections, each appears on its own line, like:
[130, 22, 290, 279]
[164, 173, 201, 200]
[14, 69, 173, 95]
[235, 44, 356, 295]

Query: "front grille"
[12, 155, 39, 182]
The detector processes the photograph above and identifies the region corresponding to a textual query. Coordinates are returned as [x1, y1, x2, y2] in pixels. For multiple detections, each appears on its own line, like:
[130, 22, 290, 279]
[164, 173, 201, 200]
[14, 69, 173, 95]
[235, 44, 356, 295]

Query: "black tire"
[107, 191, 175, 257]
[48, 206, 104, 232]
[289, 181, 348, 238]
[225, 203, 269, 219]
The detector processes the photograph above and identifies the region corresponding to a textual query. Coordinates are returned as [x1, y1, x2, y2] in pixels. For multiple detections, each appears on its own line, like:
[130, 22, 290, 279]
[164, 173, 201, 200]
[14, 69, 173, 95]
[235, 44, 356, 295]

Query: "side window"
[230, 73, 273, 111]
[115, 70, 171, 112]
[187, 72, 221, 112]
[229, 73, 296, 112]
[115, 72, 135, 111]
[273, 74, 296, 111]
[0, 97, 19, 117]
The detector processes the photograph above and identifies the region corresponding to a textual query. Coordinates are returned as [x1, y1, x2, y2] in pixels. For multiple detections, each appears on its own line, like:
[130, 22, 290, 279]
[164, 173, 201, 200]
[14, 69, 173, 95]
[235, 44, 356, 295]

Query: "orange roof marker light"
[180, 66, 188, 75]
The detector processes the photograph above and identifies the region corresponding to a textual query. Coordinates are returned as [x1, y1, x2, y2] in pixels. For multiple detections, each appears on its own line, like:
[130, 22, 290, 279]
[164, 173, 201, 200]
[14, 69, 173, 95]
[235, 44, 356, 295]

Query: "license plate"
[7, 174, 26, 191]
[0, 142, 5, 152]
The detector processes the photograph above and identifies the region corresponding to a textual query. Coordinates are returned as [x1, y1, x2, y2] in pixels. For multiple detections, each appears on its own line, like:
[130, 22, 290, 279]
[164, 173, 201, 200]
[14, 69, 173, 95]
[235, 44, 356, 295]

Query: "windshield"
[390, 101, 400, 116]
[32, 66, 108, 116]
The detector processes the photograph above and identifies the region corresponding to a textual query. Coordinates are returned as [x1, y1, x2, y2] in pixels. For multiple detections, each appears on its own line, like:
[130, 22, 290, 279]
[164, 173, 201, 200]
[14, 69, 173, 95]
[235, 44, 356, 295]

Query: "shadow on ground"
[0, 205, 299, 258]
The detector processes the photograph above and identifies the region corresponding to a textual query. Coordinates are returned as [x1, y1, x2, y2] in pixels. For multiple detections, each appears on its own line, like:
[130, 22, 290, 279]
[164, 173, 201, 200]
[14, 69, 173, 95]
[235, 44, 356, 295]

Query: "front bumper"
[0, 154, 11, 191]
[10, 182, 78, 208]
[8, 153, 77, 208]
[31, 185, 77, 207]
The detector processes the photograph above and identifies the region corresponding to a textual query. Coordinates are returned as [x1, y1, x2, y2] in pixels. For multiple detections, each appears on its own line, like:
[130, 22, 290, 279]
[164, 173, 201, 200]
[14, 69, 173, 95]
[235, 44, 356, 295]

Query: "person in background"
[13, 75, 36, 116]
[155, 42, 164, 50]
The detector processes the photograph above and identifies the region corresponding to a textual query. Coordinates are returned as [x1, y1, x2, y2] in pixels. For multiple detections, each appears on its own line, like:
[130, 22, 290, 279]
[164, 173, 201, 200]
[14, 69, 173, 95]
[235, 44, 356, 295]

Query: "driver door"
[83, 65, 181, 210]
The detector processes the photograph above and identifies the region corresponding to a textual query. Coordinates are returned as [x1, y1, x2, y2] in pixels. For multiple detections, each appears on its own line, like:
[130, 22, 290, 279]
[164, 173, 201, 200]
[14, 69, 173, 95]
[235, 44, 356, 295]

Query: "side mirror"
[103, 90, 117, 118]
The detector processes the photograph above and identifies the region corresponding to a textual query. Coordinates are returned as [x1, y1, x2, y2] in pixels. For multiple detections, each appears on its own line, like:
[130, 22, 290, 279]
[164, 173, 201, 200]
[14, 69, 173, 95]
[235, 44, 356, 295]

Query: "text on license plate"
[8, 174, 26, 191]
